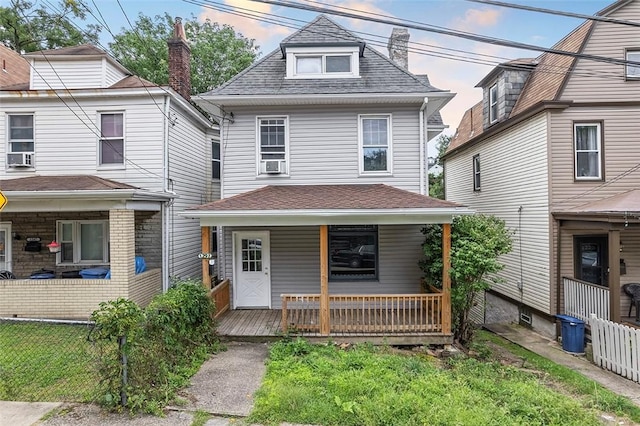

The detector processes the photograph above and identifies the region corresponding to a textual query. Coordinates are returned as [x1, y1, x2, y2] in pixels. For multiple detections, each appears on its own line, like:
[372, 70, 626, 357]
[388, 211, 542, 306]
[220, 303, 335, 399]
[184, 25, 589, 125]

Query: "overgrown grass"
[0, 321, 97, 401]
[249, 336, 638, 426]
[474, 331, 640, 423]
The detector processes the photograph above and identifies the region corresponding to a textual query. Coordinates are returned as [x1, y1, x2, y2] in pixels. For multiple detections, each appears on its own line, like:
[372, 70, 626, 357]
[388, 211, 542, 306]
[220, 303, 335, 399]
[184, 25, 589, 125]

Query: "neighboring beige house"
[184, 16, 472, 344]
[444, 0, 640, 337]
[0, 21, 219, 319]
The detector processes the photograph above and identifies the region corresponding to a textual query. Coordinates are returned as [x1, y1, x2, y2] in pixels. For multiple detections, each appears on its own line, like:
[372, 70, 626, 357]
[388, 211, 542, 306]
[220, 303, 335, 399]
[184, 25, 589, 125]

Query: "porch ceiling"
[0, 175, 173, 212]
[182, 184, 473, 226]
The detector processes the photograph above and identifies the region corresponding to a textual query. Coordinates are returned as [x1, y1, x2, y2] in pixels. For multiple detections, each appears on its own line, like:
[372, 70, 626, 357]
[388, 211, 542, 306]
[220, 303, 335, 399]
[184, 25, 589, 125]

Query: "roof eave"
[197, 91, 454, 108]
[2, 189, 174, 201]
[181, 207, 473, 227]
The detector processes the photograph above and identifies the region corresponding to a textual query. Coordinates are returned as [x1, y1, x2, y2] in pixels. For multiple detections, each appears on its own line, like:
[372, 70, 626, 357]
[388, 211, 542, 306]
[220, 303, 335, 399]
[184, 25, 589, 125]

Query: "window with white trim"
[7, 114, 34, 167]
[473, 154, 481, 191]
[99, 112, 124, 165]
[257, 117, 288, 175]
[57, 220, 110, 264]
[574, 122, 602, 180]
[360, 114, 392, 173]
[626, 49, 640, 78]
[489, 84, 498, 123]
[285, 46, 359, 79]
[212, 139, 221, 179]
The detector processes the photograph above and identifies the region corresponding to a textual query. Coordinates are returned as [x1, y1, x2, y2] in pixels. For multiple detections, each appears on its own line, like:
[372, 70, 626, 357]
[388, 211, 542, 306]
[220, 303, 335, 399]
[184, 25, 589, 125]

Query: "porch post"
[608, 229, 620, 322]
[201, 226, 211, 289]
[320, 225, 330, 335]
[109, 209, 135, 295]
[442, 223, 452, 335]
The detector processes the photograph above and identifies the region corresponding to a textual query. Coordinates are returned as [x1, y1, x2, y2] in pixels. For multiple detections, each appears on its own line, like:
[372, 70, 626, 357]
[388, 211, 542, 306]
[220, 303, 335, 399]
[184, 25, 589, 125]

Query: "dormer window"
[489, 83, 498, 123]
[285, 46, 360, 79]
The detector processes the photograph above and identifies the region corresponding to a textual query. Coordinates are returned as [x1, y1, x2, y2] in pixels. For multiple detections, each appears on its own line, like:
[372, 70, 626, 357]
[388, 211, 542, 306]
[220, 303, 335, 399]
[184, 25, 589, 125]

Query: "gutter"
[419, 98, 428, 195]
[2, 189, 174, 201]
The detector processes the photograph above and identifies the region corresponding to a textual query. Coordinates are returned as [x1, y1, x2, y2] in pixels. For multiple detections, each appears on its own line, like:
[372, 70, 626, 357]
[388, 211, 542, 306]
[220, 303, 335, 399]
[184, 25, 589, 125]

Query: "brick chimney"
[387, 28, 410, 70]
[168, 17, 191, 100]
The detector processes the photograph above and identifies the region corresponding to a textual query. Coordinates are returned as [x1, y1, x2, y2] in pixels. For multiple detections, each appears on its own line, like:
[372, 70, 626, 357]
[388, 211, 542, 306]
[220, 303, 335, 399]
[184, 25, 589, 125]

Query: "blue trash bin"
[556, 314, 585, 354]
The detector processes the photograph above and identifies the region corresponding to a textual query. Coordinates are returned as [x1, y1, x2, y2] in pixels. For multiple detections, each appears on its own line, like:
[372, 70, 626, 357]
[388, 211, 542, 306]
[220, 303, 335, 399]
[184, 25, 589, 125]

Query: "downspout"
[419, 97, 428, 196]
[219, 118, 226, 281]
[162, 95, 171, 292]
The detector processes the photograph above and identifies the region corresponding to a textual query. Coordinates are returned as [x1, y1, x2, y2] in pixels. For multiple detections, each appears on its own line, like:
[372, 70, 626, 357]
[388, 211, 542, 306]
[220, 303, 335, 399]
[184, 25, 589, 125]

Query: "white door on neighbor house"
[234, 231, 271, 308]
[0, 223, 12, 272]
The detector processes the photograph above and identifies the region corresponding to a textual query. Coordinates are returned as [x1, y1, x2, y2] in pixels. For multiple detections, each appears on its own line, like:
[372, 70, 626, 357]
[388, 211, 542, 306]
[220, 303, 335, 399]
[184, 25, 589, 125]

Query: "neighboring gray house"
[444, 0, 640, 338]
[185, 15, 471, 343]
[0, 20, 219, 319]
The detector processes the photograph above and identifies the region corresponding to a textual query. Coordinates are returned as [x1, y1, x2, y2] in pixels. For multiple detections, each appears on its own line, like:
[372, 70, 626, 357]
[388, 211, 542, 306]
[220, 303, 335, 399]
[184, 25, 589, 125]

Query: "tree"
[420, 215, 512, 345]
[0, 0, 100, 52]
[109, 13, 259, 95]
[428, 134, 451, 199]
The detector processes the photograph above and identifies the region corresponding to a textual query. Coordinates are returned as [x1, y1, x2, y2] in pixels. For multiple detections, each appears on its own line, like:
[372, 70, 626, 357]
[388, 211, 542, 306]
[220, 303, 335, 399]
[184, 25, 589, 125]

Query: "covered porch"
[0, 175, 171, 319]
[554, 189, 640, 326]
[185, 184, 472, 344]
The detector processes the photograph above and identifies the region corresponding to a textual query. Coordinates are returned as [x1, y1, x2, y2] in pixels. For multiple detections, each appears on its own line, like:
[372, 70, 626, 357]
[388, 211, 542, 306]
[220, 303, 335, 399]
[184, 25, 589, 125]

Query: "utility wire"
[245, 0, 640, 68]
[468, 0, 640, 29]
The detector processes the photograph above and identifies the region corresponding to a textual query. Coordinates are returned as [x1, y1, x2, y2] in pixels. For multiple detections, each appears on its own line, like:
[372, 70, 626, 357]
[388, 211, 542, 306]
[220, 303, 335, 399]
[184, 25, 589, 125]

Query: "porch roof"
[0, 175, 174, 212]
[183, 184, 472, 226]
[553, 189, 640, 219]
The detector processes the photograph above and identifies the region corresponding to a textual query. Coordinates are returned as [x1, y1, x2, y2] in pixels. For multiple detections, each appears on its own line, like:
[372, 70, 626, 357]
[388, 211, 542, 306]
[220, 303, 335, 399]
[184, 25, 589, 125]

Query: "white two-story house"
[0, 20, 218, 319]
[185, 15, 471, 343]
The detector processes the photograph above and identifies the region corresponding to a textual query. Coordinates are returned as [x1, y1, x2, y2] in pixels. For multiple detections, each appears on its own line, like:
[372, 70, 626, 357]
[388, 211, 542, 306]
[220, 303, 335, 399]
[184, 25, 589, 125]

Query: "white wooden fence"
[589, 314, 640, 383]
[563, 277, 610, 322]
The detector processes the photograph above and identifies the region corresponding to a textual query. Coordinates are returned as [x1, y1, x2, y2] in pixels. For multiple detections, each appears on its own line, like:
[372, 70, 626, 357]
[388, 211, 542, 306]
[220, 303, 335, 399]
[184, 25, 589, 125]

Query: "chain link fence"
[0, 317, 102, 402]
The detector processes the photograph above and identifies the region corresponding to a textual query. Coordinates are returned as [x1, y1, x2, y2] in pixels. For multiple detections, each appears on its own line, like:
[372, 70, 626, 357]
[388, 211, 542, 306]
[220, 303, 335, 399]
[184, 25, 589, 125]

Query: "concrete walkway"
[0, 401, 61, 426]
[178, 341, 269, 416]
[485, 323, 640, 408]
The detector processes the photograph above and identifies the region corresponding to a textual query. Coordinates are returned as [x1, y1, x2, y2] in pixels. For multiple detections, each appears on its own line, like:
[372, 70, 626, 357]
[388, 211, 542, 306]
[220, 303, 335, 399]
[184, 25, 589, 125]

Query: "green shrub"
[90, 279, 220, 413]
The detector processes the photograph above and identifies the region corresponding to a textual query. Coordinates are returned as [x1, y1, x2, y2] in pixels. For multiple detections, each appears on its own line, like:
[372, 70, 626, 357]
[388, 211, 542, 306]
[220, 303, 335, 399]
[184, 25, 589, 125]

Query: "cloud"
[198, 0, 292, 51]
[452, 8, 502, 30]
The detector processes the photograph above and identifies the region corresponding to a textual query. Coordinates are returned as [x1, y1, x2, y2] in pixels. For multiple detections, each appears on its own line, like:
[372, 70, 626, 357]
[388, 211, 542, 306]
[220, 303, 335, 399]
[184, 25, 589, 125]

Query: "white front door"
[234, 231, 271, 308]
[0, 223, 12, 271]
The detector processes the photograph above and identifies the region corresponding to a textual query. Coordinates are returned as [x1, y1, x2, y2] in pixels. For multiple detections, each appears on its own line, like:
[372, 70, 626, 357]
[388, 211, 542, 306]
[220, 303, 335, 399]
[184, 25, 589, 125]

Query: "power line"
[468, 0, 640, 29]
[245, 0, 640, 69]
[189, 0, 626, 83]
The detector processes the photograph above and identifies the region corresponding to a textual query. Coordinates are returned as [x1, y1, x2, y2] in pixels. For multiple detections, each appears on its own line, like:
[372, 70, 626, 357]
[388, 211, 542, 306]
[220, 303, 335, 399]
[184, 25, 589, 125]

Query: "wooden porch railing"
[210, 279, 230, 319]
[563, 277, 610, 322]
[281, 293, 443, 334]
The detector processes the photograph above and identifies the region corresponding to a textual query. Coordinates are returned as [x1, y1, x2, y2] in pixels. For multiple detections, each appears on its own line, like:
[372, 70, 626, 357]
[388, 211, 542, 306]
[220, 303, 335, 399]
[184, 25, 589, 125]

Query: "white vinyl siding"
[222, 105, 421, 197]
[0, 96, 166, 188]
[30, 59, 104, 90]
[104, 61, 127, 87]
[224, 225, 425, 309]
[167, 103, 210, 280]
[560, 1, 640, 101]
[445, 113, 551, 314]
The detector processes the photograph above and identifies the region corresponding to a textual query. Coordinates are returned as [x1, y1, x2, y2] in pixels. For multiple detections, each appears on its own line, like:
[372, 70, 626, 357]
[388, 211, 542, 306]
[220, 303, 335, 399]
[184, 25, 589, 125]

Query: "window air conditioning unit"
[262, 160, 284, 174]
[7, 152, 34, 168]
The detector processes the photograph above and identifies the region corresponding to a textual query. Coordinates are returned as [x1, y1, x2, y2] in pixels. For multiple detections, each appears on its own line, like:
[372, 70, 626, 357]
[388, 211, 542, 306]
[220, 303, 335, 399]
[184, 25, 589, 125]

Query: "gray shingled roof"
[202, 15, 447, 97]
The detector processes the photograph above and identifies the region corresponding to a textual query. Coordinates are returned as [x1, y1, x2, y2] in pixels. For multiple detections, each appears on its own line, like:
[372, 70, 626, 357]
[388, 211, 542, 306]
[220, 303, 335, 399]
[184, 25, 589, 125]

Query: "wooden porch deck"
[216, 309, 452, 345]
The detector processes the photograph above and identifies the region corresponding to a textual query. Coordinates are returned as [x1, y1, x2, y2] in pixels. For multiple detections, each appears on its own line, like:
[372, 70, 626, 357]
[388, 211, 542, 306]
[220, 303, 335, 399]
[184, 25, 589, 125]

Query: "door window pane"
[241, 238, 263, 272]
[575, 236, 608, 287]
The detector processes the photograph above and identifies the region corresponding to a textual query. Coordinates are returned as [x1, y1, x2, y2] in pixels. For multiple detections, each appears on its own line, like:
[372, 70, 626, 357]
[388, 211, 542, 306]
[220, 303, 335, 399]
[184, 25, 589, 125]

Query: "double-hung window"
[489, 84, 498, 123]
[99, 112, 124, 165]
[57, 220, 110, 264]
[296, 54, 352, 75]
[360, 114, 392, 174]
[258, 117, 288, 175]
[473, 154, 481, 191]
[626, 49, 640, 79]
[212, 139, 221, 179]
[574, 122, 602, 180]
[7, 114, 34, 167]
[329, 225, 378, 281]
[285, 46, 360, 79]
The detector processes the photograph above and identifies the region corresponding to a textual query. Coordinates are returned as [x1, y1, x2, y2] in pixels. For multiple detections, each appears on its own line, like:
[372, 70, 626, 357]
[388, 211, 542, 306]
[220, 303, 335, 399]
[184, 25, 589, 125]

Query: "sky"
[7, 0, 615, 144]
